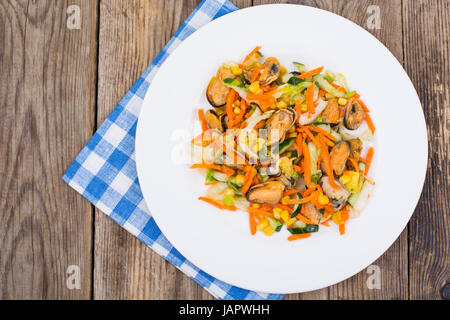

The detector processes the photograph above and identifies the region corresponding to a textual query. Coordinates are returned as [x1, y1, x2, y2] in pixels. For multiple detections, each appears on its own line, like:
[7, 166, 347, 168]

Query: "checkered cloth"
[63, 0, 283, 300]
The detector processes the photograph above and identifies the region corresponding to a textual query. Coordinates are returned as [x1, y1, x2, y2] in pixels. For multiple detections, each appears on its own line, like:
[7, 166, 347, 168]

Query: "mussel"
[319, 176, 351, 210]
[206, 66, 234, 108]
[349, 139, 363, 161]
[204, 110, 222, 131]
[330, 141, 350, 176]
[246, 181, 285, 204]
[302, 202, 321, 224]
[321, 99, 340, 124]
[259, 59, 280, 86]
[344, 100, 366, 130]
[265, 108, 296, 146]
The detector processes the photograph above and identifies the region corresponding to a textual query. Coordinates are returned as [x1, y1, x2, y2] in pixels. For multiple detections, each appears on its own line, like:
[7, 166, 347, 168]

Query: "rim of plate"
[136, 4, 428, 294]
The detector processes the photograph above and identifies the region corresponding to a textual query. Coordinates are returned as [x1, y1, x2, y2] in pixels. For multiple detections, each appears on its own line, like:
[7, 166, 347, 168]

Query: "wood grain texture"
[254, 0, 407, 300]
[94, 0, 251, 300]
[403, 0, 449, 300]
[0, 0, 97, 299]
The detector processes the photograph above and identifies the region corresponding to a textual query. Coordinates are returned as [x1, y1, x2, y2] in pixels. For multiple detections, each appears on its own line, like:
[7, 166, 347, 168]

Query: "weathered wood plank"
[0, 0, 97, 299]
[94, 0, 251, 300]
[403, 0, 449, 300]
[254, 0, 407, 300]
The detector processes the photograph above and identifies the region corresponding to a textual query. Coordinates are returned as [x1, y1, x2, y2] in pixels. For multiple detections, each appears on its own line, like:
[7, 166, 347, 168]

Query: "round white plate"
[136, 4, 427, 294]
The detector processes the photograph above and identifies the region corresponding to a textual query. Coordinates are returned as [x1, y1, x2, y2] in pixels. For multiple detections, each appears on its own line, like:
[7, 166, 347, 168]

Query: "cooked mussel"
[204, 110, 222, 130]
[260, 59, 280, 86]
[349, 139, 363, 161]
[319, 176, 351, 210]
[265, 108, 296, 146]
[219, 114, 228, 132]
[321, 99, 340, 124]
[206, 66, 234, 108]
[344, 100, 366, 130]
[302, 202, 321, 224]
[330, 141, 350, 175]
[246, 181, 285, 204]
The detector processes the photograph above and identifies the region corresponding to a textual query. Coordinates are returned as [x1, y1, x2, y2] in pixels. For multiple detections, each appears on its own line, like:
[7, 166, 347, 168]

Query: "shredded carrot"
[315, 89, 326, 103]
[320, 140, 339, 189]
[285, 194, 314, 205]
[288, 233, 311, 241]
[198, 109, 208, 132]
[261, 203, 273, 211]
[248, 207, 274, 217]
[190, 163, 235, 176]
[251, 66, 263, 82]
[284, 189, 302, 197]
[302, 140, 311, 187]
[242, 46, 261, 65]
[293, 164, 303, 174]
[225, 89, 236, 127]
[273, 203, 293, 214]
[248, 211, 257, 235]
[329, 82, 346, 92]
[296, 213, 315, 225]
[306, 126, 337, 141]
[306, 83, 315, 115]
[302, 127, 320, 148]
[241, 166, 256, 195]
[365, 112, 376, 134]
[339, 224, 345, 235]
[318, 134, 335, 147]
[231, 99, 247, 128]
[357, 99, 371, 112]
[296, 66, 324, 79]
[296, 135, 303, 158]
[364, 147, 374, 175]
[348, 157, 359, 171]
[320, 218, 331, 226]
[198, 197, 237, 211]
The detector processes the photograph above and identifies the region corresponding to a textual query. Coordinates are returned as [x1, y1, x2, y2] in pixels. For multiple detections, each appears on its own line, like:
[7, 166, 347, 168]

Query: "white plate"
[136, 4, 427, 294]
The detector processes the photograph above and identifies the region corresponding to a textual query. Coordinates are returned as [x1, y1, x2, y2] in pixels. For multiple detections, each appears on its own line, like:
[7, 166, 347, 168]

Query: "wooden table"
[0, 0, 448, 300]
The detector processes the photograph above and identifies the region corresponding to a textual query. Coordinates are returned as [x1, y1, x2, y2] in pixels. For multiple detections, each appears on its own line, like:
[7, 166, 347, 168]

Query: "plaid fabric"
[63, 0, 284, 300]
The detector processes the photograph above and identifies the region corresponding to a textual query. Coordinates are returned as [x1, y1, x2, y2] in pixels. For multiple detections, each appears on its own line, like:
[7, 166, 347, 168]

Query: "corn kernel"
[276, 101, 288, 109]
[286, 218, 297, 227]
[300, 104, 308, 112]
[248, 82, 260, 94]
[280, 65, 287, 75]
[251, 203, 260, 209]
[273, 207, 283, 219]
[339, 175, 351, 184]
[318, 194, 329, 205]
[263, 225, 275, 236]
[287, 132, 297, 139]
[280, 210, 290, 223]
[332, 211, 344, 225]
[281, 196, 290, 205]
[223, 188, 235, 197]
[254, 62, 263, 68]
[325, 93, 335, 100]
[235, 174, 245, 185]
[257, 219, 269, 231]
[288, 126, 296, 133]
[234, 107, 241, 114]
[338, 98, 347, 106]
[231, 66, 242, 75]
[234, 100, 241, 107]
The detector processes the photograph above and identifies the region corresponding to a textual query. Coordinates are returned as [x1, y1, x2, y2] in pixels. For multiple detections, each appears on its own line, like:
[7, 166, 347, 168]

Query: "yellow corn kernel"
[332, 211, 344, 225]
[286, 218, 297, 227]
[276, 100, 288, 109]
[254, 62, 263, 68]
[263, 225, 275, 236]
[273, 207, 283, 219]
[339, 174, 351, 185]
[287, 132, 297, 139]
[338, 98, 348, 106]
[234, 100, 241, 107]
[234, 107, 241, 114]
[223, 188, 235, 197]
[257, 218, 269, 231]
[288, 126, 296, 133]
[248, 82, 260, 94]
[235, 174, 245, 185]
[280, 210, 290, 223]
[281, 196, 290, 205]
[279, 65, 287, 75]
[325, 93, 335, 100]
[251, 203, 260, 209]
[300, 104, 308, 112]
[318, 194, 329, 205]
[231, 66, 242, 75]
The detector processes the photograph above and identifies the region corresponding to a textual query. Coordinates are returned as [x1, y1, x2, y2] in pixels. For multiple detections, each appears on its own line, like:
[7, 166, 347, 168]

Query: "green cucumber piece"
[312, 75, 345, 98]
[293, 62, 307, 73]
[266, 217, 283, 232]
[291, 193, 303, 218]
[288, 224, 319, 234]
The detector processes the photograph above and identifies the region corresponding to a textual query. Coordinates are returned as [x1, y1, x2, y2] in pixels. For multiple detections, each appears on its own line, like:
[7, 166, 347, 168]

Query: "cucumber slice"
[288, 224, 319, 234]
[312, 75, 346, 98]
[277, 138, 296, 154]
[293, 62, 307, 73]
[267, 217, 283, 232]
[291, 193, 303, 218]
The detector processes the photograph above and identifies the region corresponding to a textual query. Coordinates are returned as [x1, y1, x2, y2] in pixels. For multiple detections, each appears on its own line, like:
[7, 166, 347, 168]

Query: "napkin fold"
[63, 0, 283, 300]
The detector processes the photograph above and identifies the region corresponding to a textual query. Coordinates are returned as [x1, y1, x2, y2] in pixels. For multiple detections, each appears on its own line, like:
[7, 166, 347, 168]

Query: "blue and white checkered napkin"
[63, 0, 283, 300]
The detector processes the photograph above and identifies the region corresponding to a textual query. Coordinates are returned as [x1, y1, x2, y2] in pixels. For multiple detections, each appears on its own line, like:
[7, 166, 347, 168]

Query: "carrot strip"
[231, 99, 247, 128]
[285, 195, 314, 205]
[364, 147, 374, 175]
[293, 164, 303, 174]
[348, 157, 359, 171]
[296, 66, 324, 79]
[320, 218, 331, 226]
[198, 197, 237, 211]
[329, 82, 346, 92]
[302, 127, 320, 148]
[251, 66, 263, 82]
[357, 99, 371, 112]
[241, 166, 256, 195]
[320, 140, 339, 189]
[248, 211, 257, 235]
[242, 46, 261, 65]
[296, 135, 303, 157]
[296, 214, 315, 225]
[198, 109, 208, 132]
[302, 140, 311, 187]
[225, 89, 236, 126]
[288, 233, 311, 241]
[306, 126, 337, 141]
[273, 203, 294, 214]
[318, 134, 335, 147]
[248, 207, 274, 217]
[306, 83, 315, 115]
[284, 189, 302, 197]
[365, 112, 376, 134]
[315, 89, 326, 103]
[339, 223, 345, 235]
